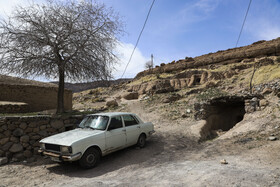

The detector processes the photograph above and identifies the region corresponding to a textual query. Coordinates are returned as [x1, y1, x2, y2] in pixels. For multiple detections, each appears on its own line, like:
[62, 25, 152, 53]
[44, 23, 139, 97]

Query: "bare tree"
[249, 61, 260, 94]
[0, 0, 123, 113]
[145, 61, 153, 70]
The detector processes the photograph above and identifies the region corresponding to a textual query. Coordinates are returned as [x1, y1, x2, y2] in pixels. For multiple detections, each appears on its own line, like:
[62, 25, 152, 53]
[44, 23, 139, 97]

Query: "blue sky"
[1, 0, 280, 80]
[107, 0, 280, 78]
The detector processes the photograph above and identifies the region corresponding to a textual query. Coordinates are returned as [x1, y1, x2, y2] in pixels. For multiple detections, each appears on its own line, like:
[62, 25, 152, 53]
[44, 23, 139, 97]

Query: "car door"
[105, 116, 126, 153]
[123, 115, 141, 146]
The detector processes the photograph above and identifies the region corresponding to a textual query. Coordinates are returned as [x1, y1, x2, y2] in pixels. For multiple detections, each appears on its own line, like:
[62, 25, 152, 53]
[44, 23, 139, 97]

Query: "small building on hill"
[0, 75, 72, 113]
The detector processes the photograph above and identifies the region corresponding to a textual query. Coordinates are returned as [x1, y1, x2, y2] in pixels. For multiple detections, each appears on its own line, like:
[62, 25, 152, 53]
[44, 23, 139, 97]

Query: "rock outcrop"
[129, 38, 280, 95]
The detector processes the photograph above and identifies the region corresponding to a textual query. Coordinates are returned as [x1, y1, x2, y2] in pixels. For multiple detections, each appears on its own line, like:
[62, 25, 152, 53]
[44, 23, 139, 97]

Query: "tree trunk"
[249, 62, 259, 94]
[57, 66, 65, 114]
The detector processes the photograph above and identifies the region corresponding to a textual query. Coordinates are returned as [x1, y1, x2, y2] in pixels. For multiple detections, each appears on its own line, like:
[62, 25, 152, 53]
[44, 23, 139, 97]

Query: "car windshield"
[78, 115, 109, 130]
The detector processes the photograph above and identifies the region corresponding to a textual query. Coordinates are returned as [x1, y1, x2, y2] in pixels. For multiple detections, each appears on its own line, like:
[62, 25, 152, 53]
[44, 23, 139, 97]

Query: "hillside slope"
[1, 38, 280, 186]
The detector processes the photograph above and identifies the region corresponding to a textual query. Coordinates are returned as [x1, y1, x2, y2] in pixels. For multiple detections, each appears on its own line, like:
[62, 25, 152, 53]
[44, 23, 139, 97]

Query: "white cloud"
[257, 26, 280, 40]
[112, 42, 149, 79]
[245, 0, 280, 41]
[179, 0, 220, 22]
[249, 19, 280, 41]
[151, 0, 220, 37]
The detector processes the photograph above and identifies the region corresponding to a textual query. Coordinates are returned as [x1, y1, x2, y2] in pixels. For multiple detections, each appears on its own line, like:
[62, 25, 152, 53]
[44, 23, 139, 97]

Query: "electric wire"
[235, 0, 252, 47]
[120, 0, 156, 78]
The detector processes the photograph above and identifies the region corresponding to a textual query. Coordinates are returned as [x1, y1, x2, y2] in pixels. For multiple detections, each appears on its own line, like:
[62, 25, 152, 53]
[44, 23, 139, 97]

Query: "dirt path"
[1, 100, 280, 187]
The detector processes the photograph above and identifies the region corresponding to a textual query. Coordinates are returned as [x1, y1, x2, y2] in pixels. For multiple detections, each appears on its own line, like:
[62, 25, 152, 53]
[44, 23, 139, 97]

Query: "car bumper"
[149, 130, 155, 135]
[38, 149, 82, 162]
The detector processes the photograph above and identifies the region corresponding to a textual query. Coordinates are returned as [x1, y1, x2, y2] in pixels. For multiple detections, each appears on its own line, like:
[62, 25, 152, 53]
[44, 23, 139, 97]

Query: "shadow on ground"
[46, 135, 165, 178]
[45, 132, 201, 178]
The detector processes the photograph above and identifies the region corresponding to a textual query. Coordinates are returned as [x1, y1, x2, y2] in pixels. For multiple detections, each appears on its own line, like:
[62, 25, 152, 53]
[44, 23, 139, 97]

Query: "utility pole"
[151, 54, 153, 68]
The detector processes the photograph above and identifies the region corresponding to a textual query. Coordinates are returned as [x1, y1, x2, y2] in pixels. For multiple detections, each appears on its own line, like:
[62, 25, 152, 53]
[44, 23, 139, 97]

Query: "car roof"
[88, 112, 136, 117]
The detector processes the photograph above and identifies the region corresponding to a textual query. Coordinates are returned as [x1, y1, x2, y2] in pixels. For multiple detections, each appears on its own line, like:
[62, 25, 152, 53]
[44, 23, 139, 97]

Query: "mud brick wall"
[0, 115, 84, 161]
[0, 84, 72, 112]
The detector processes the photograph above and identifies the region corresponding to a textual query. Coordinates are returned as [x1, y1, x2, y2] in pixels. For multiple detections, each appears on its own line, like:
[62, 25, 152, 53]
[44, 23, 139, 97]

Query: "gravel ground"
[1, 100, 280, 187]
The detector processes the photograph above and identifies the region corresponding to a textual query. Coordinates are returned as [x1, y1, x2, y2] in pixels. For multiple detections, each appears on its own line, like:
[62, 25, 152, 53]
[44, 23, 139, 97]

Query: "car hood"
[40, 128, 103, 146]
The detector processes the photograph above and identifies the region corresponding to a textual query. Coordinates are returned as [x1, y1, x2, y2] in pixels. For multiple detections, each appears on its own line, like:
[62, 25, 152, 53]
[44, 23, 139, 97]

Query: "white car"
[39, 112, 155, 168]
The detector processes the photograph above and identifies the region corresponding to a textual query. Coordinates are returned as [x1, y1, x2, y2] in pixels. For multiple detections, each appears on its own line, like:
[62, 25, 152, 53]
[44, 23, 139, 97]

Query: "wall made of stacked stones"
[0, 115, 83, 161]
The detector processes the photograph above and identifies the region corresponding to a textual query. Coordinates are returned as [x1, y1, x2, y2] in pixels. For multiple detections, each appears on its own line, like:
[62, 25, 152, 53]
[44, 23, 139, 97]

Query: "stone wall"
[0, 102, 30, 113]
[0, 115, 84, 161]
[0, 84, 72, 112]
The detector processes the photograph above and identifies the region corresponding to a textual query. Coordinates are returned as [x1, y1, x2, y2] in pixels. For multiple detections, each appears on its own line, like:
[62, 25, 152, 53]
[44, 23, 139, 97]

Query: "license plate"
[51, 157, 61, 162]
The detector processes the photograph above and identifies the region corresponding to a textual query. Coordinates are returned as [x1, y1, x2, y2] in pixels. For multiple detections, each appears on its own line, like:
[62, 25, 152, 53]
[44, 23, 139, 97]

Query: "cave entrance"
[201, 97, 246, 140]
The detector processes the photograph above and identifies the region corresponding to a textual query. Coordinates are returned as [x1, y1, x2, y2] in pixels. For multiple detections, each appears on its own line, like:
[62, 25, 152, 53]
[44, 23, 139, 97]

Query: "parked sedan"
[39, 112, 155, 168]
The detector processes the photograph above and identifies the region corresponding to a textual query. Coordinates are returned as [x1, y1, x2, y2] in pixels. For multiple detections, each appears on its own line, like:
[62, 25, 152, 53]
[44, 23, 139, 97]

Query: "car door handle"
[137, 126, 140, 128]
[122, 129, 126, 132]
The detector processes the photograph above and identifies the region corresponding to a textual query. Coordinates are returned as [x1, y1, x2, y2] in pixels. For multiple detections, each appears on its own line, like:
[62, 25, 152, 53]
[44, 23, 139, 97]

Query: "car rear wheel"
[137, 134, 146, 148]
[79, 147, 100, 169]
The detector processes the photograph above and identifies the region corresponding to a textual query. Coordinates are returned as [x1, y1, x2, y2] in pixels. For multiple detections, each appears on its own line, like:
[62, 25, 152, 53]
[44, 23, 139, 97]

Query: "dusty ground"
[1, 99, 280, 187]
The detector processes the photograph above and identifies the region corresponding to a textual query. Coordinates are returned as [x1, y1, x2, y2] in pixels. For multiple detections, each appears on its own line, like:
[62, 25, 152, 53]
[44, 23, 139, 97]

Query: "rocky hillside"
[0, 75, 57, 87]
[73, 37, 280, 141]
[1, 38, 280, 187]
[136, 38, 280, 78]
[127, 38, 280, 95]
[51, 78, 132, 93]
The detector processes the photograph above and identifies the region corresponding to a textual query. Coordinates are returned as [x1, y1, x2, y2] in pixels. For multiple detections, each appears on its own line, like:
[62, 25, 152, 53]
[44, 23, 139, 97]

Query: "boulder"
[20, 135, 30, 143]
[162, 94, 181, 103]
[259, 99, 268, 107]
[28, 122, 38, 128]
[50, 120, 64, 129]
[0, 157, 8, 166]
[13, 153, 25, 161]
[8, 123, 16, 131]
[122, 92, 139, 100]
[262, 87, 273, 95]
[0, 137, 9, 145]
[38, 130, 48, 137]
[4, 130, 11, 136]
[106, 100, 118, 107]
[9, 143, 23, 153]
[40, 125, 47, 130]
[23, 150, 33, 158]
[19, 123, 27, 130]
[13, 128, 24, 137]
[220, 159, 228, 164]
[30, 135, 41, 140]
[33, 127, 39, 133]
[2, 142, 13, 151]
[154, 80, 174, 93]
[10, 136, 19, 143]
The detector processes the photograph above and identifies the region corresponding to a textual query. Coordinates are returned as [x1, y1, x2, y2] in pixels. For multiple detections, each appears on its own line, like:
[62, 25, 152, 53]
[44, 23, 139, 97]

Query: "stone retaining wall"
[0, 115, 84, 162]
[0, 103, 30, 113]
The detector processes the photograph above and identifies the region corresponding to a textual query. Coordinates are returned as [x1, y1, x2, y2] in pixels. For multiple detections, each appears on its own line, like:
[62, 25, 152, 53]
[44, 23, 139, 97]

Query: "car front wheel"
[79, 147, 100, 169]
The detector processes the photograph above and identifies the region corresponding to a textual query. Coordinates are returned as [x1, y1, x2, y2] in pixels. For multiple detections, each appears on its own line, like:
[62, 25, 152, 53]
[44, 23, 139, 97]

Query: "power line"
[235, 0, 252, 47]
[120, 0, 156, 78]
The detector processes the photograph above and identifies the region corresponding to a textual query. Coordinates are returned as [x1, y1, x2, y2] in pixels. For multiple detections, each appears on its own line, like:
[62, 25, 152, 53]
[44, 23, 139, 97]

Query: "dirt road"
[1, 100, 280, 186]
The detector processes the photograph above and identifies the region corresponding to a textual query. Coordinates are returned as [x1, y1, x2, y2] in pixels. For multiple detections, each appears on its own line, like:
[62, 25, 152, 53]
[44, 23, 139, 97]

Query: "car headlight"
[40, 143, 45, 150]
[60, 146, 72, 154]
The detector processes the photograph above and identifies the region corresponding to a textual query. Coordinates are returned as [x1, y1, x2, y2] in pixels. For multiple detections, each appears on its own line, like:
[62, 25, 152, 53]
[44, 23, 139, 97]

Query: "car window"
[123, 115, 139, 127]
[78, 115, 109, 130]
[108, 116, 123, 130]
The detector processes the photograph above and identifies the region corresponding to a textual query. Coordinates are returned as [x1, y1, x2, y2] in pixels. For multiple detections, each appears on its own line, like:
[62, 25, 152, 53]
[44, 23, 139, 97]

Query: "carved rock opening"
[200, 97, 246, 140]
